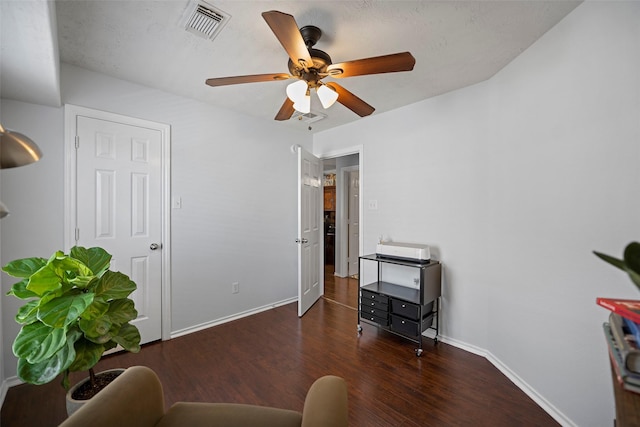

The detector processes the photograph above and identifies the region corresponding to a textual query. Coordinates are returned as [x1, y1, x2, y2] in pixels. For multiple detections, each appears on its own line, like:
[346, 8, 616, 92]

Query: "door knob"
[150, 243, 162, 250]
[295, 238, 309, 244]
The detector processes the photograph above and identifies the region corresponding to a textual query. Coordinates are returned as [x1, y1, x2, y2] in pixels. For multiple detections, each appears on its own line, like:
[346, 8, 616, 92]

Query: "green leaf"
[81, 298, 110, 320]
[61, 370, 70, 390]
[7, 279, 39, 299]
[623, 242, 640, 288]
[107, 299, 138, 326]
[112, 323, 141, 353]
[13, 322, 67, 364]
[69, 275, 96, 289]
[15, 301, 40, 325]
[49, 254, 92, 279]
[70, 246, 112, 276]
[37, 292, 95, 329]
[17, 328, 81, 386]
[94, 271, 136, 300]
[593, 251, 626, 271]
[2, 257, 47, 278]
[79, 298, 138, 343]
[68, 338, 104, 373]
[26, 263, 63, 296]
[79, 316, 113, 342]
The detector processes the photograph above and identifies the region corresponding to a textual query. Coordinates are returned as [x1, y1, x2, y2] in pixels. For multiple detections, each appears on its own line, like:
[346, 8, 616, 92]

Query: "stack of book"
[599, 297, 640, 394]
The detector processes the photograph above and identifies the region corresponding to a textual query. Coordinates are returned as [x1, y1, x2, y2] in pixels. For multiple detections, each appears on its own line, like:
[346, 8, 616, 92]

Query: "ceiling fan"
[205, 10, 416, 121]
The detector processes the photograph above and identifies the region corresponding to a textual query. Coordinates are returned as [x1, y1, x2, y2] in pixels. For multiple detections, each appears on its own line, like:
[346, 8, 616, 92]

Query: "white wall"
[1, 64, 312, 380]
[314, 2, 640, 426]
[0, 100, 65, 382]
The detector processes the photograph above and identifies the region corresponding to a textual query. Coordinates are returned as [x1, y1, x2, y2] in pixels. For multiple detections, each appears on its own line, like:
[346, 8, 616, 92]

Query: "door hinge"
[75, 228, 80, 242]
[75, 135, 80, 149]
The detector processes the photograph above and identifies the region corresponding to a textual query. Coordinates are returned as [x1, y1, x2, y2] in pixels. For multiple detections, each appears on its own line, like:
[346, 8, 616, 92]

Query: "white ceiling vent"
[292, 111, 327, 124]
[181, 0, 230, 41]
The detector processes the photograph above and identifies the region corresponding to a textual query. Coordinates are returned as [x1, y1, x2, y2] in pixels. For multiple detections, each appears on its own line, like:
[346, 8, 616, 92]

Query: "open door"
[297, 147, 323, 316]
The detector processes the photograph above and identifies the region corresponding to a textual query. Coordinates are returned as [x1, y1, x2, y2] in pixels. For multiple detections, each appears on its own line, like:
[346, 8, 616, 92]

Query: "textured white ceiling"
[2, 0, 582, 133]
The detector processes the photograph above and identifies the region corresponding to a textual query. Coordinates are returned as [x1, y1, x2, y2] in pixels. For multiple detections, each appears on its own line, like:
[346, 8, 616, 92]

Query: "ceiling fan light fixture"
[293, 94, 311, 114]
[317, 84, 339, 109]
[0, 123, 43, 169]
[286, 80, 308, 104]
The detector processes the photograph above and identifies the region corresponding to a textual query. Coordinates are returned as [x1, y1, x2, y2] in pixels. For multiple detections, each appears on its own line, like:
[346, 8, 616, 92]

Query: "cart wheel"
[415, 349, 423, 357]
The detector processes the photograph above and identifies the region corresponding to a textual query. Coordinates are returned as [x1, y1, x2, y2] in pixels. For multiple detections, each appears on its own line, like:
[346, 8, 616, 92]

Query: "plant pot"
[65, 368, 126, 416]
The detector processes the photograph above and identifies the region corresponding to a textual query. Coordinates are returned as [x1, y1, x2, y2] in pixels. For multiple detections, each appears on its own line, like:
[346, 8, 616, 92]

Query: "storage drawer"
[360, 289, 389, 305]
[391, 299, 420, 320]
[360, 306, 388, 319]
[360, 312, 389, 327]
[390, 314, 420, 338]
[360, 298, 388, 311]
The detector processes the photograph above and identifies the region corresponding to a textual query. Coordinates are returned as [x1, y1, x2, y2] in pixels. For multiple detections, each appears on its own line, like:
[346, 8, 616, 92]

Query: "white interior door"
[297, 147, 323, 316]
[348, 170, 360, 277]
[75, 115, 163, 344]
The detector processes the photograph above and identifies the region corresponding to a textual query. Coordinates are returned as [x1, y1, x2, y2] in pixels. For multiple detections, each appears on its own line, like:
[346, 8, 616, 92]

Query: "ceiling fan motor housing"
[288, 49, 332, 87]
[287, 25, 333, 87]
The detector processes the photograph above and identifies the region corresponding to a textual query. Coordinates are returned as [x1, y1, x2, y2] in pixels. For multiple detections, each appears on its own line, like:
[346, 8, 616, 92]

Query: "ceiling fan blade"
[326, 83, 375, 117]
[205, 73, 291, 87]
[327, 52, 416, 78]
[262, 11, 313, 70]
[275, 98, 295, 121]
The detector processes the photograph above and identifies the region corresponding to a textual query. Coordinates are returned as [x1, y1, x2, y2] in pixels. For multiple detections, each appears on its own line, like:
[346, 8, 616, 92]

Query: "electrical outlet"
[368, 200, 378, 210]
[172, 196, 182, 209]
[232, 282, 239, 294]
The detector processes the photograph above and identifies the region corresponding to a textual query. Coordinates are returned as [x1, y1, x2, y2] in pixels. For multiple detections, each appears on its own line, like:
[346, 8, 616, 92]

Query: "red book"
[597, 298, 640, 324]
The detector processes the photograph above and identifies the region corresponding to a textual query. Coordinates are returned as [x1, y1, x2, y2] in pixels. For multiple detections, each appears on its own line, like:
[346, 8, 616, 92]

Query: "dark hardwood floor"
[323, 264, 359, 310]
[2, 267, 558, 426]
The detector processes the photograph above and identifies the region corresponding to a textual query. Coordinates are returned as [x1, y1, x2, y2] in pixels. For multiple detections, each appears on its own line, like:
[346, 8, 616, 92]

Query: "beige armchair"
[59, 366, 348, 427]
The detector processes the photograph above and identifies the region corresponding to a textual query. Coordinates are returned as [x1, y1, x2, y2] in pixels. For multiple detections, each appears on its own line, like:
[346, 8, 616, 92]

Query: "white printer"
[375, 241, 430, 261]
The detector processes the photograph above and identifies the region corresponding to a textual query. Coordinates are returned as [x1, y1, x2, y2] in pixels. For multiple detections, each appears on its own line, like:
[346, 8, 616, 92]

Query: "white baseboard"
[170, 297, 297, 339]
[484, 351, 576, 427]
[427, 332, 575, 427]
[0, 379, 7, 410]
[1, 376, 23, 409]
[1, 302, 573, 427]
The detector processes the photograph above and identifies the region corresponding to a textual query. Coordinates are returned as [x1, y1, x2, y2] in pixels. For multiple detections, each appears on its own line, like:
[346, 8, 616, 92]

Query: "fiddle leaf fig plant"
[2, 246, 141, 389]
[594, 241, 640, 291]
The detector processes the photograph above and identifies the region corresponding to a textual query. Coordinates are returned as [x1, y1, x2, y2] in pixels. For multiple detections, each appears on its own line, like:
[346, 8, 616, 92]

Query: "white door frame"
[315, 145, 364, 278]
[63, 104, 172, 341]
[343, 166, 359, 277]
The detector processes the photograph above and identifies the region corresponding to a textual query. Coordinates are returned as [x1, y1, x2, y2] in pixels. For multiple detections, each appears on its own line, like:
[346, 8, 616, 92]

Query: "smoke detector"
[292, 111, 327, 124]
[181, 0, 230, 41]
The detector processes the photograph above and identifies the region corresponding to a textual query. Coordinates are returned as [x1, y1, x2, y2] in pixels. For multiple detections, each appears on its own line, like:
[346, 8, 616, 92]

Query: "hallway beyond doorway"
[323, 265, 358, 310]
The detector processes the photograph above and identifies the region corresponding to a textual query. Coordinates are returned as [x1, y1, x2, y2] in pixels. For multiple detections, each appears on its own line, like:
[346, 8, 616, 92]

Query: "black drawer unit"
[357, 254, 441, 357]
[359, 289, 389, 327]
[390, 313, 435, 339]
[361, 289, 389, 305]
[391, 300, 420, 319]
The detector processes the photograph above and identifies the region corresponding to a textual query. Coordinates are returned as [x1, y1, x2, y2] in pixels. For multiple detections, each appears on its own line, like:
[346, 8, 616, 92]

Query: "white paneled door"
[297, 147, 323, 316]
[75, 115, 163, 344]
[348, 170, 360, 277]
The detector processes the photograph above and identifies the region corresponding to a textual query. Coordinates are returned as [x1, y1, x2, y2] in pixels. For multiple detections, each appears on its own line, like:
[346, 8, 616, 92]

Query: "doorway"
[322, 154, 360, 309]
[64, 105, 172, 342]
